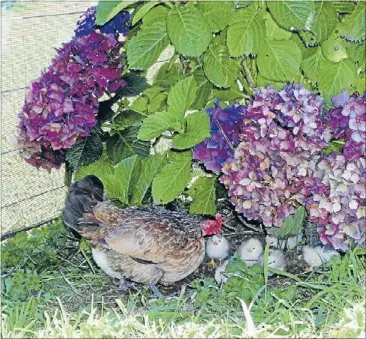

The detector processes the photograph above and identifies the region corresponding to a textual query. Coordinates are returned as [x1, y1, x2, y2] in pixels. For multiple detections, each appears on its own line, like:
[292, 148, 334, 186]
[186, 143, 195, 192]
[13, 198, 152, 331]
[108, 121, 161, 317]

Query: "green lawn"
[1, 219, 365, 338]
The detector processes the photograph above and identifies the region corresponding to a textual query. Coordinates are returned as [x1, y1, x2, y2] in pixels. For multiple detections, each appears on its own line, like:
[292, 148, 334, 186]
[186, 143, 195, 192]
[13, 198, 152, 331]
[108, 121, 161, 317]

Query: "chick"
[238, 238, 263, 268]
[265, 233, 302, 250]
[206, 235, 230, 268]
[258, 249, 286, 276]
[214, 259, 229, 284]
[302, 245, 339, 270]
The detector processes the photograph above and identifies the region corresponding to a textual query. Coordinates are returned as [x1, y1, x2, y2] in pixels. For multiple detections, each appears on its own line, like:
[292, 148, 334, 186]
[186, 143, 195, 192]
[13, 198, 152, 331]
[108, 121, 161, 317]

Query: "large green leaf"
[109, 156, 140, 203]
[96, 1, 137, 25]
[318, 59, 357, 100]
[132, 1, 160, 25]
[74, 156, 114, 181]
[127, 21, 169, 70]
[153, 63, 182, 88]
[339, 2, 366, 42]
[302, 47, 326, 83]
[263, 11, 292, 40]
[142, 5, 168, 26]
[112, 110, 146, 131]
[187, 176, 216, 216]
[227, 8, 265, 56]
[119, 73, 149, 97]
[203, 41, 241, 88]
[66, 129, 103, 171]
[267, 1, 315, 31]
[257, 39, 302, 81]
[214, 82, 244, 101]
[152, 151, 192, 204]
[311, 2, 337, 43]
[191, 69, 213, 109]
[130, 154, 167, 205]
[321, 37, 349, 63]
[197, 1, 235, 32]
[172, 112, 210, 150]
[107, 126, 149, 163]
[147, 93, 167, 114]
[275, 206, 306, 238]
[138, 111, 176, 140]
[167, 5, 211, 57]
[167, 76, 197, 119]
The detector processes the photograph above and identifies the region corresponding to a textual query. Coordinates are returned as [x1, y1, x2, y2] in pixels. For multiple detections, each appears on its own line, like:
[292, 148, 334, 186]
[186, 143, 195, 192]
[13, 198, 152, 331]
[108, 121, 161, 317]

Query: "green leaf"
[148, 93, 167, 113]
[191, 69, 213, 109]
[66, 129, 103, 171]
[167, 5, 211, 57]
[324, 139, 345, 156]
[187, 176, 217, 215]
[131, 96, 149, 114]
[108, 156, 140, 202]
[167, 76, 197, 119]
[143, 86, 166, 100]
[107, 126, 150, 163]
[275, 206, 306, 238]
[127, 21, 169, 70]
[214, 82, 244, 101]
[130, 154, 167, 205]
[318, 59, 357, 100]
[334, 1, 356, 14]
[172, 112, 210, 150]
[111, 110, 145, 131]
[311, 2, 337, 43]
[74, 156, 114, 181]
[96, 0, 136, 25]
[152, 151, 192, 204]
[142, 5, 168, 26]
[203, 41, 241, 88]
[263, 11, 292, 40]
[302, 47, 326, 83]
[339, 2, 366, 42]
[138, 111, 174, 140]
[322, 37, 349, 63]
[345, 41, 365, 73]
[257, 39, 302, 81]
[267, 1, 315, 31]
[227, 8, 265, 56]
[119, 73, 149, 97]
[132, 1, 160, 25]
[153, 63, 182, 88]
[197, 1, 235, 32]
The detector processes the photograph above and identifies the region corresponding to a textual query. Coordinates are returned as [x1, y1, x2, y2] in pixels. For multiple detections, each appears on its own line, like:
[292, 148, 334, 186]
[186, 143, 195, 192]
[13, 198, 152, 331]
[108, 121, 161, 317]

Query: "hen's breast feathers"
[86, 203, 205, 284]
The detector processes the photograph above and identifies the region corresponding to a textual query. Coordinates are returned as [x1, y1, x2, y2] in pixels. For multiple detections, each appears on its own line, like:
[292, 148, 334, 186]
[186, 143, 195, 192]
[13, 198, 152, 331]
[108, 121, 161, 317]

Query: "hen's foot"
[149, 284, 177, 299]
[117, 278, 136, 291]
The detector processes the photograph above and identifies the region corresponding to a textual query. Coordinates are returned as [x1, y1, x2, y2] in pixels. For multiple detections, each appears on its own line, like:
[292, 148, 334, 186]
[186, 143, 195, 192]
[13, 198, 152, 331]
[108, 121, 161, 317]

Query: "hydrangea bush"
[194, 85, 365, 250]
[16, 7, 129, 171]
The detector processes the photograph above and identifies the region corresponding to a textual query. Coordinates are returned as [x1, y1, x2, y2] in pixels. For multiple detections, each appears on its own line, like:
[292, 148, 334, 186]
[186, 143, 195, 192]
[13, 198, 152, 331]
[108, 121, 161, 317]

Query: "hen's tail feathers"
[63, 175, 105, 234]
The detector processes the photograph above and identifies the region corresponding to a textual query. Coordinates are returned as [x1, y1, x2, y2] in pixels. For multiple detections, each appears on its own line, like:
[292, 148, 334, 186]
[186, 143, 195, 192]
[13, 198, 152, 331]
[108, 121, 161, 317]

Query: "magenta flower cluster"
[220, 84, 331, 227]
[16, 9, 127, 172]
[327, 90, 366, 161]
[193, 100, 246, 173]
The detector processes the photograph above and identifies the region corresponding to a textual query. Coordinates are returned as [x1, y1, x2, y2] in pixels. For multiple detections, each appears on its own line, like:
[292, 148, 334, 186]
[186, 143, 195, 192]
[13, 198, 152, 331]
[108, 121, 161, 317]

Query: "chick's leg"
[207, 259, 217, 268]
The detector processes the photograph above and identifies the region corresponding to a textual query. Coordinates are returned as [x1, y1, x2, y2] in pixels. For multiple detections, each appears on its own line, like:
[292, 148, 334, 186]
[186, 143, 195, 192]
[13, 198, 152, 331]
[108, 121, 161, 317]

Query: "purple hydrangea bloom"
[74, 6, 130, 38]
[16, 29, 126, 171]
[220, 84, 330, 227]
[327, 90, 366, 160]
[193, 100, 246, 173]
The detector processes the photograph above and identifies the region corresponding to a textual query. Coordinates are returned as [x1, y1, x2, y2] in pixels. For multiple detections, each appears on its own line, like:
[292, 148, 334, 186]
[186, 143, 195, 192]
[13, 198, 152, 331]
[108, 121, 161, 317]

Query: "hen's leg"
[117, 278, 135, 291]
[149, 284, 178, 298]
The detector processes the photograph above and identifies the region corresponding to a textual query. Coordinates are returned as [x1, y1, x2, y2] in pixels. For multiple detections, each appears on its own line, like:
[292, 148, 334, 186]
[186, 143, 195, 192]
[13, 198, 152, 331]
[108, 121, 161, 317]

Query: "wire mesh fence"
[1, 1, 96, 236]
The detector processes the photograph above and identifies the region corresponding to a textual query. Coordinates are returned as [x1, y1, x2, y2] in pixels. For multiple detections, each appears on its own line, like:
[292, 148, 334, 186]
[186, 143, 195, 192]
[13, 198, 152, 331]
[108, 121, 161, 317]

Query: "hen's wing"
[88, 202, 194, 265]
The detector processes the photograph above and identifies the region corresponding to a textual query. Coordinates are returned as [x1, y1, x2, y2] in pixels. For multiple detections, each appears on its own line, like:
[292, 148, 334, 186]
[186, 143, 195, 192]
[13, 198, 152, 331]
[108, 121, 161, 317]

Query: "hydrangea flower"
[16, 16, 126, 171]
[306, 154, 366, 251]
[327, 90, 366, 160]
[220, 84, 330, 227]
[74, 6, 130, 38]
[193, 100, 246, 173]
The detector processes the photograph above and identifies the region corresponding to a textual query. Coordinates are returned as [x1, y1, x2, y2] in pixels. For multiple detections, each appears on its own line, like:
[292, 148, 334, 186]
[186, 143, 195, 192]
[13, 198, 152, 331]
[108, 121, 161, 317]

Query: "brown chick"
[63, 175, 222, 297]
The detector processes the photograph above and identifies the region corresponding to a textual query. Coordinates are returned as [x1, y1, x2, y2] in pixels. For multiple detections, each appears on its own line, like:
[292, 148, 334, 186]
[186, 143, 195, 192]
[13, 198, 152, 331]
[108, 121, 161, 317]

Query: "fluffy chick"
[238, 238, 263, 268]
[258, 249, 286, 276]
[206, 235, 230, 267]
[302, 245, 339, 270]
[214, 259, 229, 284]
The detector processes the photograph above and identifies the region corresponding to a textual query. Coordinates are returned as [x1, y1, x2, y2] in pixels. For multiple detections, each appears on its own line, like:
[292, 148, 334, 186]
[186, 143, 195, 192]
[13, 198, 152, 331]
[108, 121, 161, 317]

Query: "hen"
[63, 175, 222, 295]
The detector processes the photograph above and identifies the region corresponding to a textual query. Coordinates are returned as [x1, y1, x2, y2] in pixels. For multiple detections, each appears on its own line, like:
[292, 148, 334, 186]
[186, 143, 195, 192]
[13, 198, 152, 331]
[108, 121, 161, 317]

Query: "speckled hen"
[63, 176, 222, 295]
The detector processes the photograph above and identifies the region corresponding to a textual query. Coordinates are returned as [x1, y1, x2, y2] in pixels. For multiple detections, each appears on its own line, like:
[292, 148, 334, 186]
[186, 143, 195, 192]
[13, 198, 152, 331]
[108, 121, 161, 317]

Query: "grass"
[1, 218, 365, 338]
